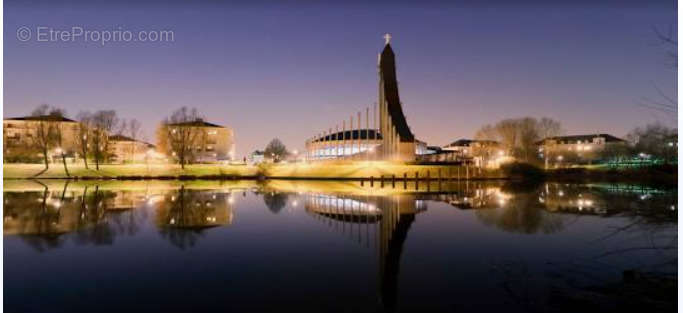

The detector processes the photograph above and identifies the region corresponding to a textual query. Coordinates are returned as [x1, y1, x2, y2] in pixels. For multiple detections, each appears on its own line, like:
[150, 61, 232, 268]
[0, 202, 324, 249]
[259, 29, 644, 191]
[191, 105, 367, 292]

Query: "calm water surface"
[3, 180, 677, 312]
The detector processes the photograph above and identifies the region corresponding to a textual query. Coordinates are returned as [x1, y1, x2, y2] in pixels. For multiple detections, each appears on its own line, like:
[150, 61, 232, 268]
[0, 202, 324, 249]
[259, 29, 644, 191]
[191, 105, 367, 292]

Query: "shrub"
[501, 162, 545, 180]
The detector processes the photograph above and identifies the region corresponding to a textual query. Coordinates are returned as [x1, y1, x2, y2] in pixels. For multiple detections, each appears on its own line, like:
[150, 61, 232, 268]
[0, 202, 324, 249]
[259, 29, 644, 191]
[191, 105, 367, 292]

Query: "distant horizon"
[4, 0, 677, 157]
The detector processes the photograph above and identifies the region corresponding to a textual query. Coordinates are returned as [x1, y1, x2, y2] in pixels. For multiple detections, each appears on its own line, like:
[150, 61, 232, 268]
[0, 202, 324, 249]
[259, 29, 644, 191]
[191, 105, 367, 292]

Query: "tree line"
[5, 104, 143, 174]
[473, 116, 677, 167]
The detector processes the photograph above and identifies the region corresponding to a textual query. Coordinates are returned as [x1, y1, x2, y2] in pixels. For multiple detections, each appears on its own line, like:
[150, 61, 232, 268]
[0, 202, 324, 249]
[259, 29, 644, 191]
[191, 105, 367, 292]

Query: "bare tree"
[475, 117, 563, 164]
[29, 105, 58, 171]
[536, 117, 563, 139]
[128, 119, 142, 162]
[264, 138, 288, 162]
[158, 107, 202, 169]
[91, 110, 119, 170]
[518, 117, 540, 162]
[496, 119, 520, 156]
[49, 107, 71, 176]
[75, 112, 93, 169]
[473, 125, 502, 169]
[639, 25, 677, 113]
[118, 119, 128, 136]
[600, 143, 633, 167]
[627, 123, 677, 163]
[654, 24, 677, 69]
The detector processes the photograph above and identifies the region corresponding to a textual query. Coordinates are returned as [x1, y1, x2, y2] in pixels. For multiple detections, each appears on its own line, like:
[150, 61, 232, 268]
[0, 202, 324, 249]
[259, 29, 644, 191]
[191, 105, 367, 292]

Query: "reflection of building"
[433, 185, 508, 209]
[155, 188, 235, 249]
[3, 190, 81, 236]
[3, 115, 79, 160]
[156, 188, 234, 229]
[304, 192, 424, 311]
[537, 134, 626, 165]
[104, 190, 152, 210]
[540, 184, 608, 215]
[3, 185, 148, 251]
[163, 119, 235, 162]
[108, 135, 156, 163]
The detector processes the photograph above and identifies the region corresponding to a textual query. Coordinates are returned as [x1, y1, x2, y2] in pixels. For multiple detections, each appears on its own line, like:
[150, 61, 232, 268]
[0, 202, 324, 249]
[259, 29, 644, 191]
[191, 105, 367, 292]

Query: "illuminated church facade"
[305, 34, 419, 161]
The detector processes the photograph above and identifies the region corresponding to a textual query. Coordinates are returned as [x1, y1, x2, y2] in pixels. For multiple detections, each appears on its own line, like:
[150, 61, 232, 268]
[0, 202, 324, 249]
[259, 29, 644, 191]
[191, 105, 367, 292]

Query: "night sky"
[4, 1, 677, 157]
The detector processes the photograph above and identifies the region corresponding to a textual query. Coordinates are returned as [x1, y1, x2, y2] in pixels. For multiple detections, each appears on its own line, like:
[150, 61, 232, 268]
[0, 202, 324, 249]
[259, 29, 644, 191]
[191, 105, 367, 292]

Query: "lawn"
[3, 161, 502, 180]
[3, 163, 260, 179]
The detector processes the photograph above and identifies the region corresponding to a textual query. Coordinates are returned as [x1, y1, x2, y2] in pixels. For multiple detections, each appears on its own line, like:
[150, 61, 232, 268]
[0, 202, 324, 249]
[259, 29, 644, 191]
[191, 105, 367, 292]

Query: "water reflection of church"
[303, 193, 426, 311]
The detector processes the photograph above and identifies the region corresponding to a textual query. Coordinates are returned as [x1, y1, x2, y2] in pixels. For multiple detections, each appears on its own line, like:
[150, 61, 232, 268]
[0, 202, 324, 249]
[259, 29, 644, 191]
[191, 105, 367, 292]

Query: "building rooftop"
[4, 115, 77, 123]
[166, 119, 226, 128]
[108, 134, 155, 147]
[539, 134, 625, 144]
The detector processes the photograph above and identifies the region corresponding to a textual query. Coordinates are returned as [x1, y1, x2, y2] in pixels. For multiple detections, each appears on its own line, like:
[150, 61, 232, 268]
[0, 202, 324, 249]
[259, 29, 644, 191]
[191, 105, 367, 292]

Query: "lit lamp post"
[55, 147, 63, 163]
[146, 149, 154, 173]
[556, 155, 563, 168]
[638, 152, 647, 166]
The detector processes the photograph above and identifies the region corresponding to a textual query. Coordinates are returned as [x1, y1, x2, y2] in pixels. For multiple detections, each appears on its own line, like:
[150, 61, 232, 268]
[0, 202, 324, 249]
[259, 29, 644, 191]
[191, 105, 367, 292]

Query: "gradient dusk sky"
[4, 0, 677, 157]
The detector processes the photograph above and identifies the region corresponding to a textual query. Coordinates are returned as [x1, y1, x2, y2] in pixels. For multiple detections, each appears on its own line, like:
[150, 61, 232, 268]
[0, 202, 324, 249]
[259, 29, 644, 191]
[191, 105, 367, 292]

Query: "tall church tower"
[378, 34, 416, 161]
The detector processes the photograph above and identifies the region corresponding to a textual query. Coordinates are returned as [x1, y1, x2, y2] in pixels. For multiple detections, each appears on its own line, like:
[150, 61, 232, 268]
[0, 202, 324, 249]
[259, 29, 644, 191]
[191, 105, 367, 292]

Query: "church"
[305, 34, 420, 161]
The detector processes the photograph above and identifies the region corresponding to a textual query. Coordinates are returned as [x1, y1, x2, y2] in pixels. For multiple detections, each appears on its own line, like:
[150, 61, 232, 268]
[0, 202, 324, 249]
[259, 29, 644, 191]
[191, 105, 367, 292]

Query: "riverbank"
[546, 165, 677, 186]
[3, 162, 676, 186]
[3, 162, 503, 180]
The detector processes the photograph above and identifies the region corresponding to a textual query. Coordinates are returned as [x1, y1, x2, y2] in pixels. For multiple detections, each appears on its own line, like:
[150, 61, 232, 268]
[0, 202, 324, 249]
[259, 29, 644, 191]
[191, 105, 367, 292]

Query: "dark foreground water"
[3, 180, 677, 313]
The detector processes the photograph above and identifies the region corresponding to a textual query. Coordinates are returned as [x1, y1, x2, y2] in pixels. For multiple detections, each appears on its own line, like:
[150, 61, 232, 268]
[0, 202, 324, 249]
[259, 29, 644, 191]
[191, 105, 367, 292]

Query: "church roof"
[312, 129, 382, 142]
[380, 44, 415, 142]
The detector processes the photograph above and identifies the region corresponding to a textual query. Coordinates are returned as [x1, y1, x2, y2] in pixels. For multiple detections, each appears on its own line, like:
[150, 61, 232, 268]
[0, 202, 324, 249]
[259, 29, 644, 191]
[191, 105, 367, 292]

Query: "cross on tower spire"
[383, 33, 392, 45]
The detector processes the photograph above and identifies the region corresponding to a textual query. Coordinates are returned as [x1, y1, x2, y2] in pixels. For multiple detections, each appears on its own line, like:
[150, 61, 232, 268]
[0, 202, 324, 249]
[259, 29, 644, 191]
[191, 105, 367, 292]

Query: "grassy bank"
[3, 163, 260, 179]
[3, 162, 502, 180]
[4, 162, 674, 185]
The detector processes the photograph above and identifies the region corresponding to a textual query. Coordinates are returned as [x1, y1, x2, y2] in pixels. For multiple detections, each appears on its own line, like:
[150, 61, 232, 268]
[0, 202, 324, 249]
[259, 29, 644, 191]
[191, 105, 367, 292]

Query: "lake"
[3, 179, 677, 312]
